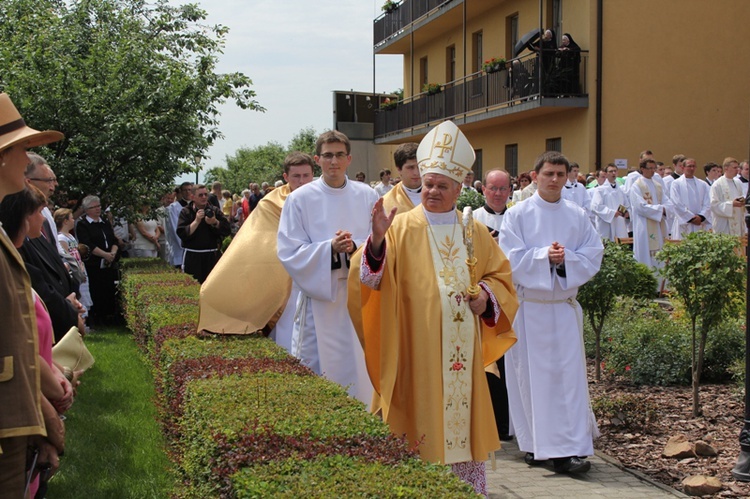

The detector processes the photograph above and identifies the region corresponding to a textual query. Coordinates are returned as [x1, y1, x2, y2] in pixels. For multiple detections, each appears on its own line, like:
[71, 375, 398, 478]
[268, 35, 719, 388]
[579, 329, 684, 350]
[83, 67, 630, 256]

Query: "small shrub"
[456, 188, 484, 211]
[231, 455, 477, 498]
[592, 393, 659, 430]
[702, 317, 745, 383]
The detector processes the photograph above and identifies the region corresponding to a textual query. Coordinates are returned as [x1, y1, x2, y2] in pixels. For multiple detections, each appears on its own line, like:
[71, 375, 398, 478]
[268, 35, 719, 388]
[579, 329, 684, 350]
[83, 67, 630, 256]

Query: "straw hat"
[416, 120, 475, 183]
[0, 93, 63, 153]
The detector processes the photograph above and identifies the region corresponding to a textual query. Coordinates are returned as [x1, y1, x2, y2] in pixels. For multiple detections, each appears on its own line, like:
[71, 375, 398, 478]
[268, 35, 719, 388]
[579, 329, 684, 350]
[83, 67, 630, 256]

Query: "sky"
[176, 0, 404, 183]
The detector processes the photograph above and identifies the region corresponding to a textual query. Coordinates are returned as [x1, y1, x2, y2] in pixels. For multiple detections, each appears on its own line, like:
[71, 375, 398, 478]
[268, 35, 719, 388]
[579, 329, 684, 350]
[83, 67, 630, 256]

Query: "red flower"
[452, 362, 463, 371]
[625, 365, 631, 371]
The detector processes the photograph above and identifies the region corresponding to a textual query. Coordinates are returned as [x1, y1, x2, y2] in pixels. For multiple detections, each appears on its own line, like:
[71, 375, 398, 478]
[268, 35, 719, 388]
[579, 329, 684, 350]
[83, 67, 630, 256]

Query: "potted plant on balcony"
[422, 82, 442, 96]
[482, 57, 507, 74]
[380, 98, 398, 110]
[382, 0, 399, 14]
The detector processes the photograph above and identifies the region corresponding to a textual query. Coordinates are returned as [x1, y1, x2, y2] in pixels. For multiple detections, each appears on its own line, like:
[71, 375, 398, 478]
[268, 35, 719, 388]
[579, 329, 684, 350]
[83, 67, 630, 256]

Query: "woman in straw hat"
[0, 92, 64, 496]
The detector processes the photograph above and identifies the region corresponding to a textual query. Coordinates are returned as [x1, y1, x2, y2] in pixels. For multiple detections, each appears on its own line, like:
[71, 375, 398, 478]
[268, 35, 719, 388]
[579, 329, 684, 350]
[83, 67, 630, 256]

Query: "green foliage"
[584, 297, 745, 386]
[702, 316, 746, 383]
[578, 240, 656, 379]
[456, 188, 484, 211]
[232, 455, 477, 498]
[204, 126, 321, 193]
[179, 372, 390, 489]
[0, 0, 263, 216]
[592, 393, 660, 430]
[657, 231, 745, 415]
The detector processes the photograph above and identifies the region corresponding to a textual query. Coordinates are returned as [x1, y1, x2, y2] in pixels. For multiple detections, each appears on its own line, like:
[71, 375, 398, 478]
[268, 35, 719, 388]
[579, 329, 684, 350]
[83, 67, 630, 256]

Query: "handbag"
[52, 326, 95, 372]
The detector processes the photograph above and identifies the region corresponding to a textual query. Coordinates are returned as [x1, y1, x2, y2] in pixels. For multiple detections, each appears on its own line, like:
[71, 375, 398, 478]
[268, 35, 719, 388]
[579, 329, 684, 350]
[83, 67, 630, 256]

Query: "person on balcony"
[530, 29, 557, 93]
[556, 33, 581, 94]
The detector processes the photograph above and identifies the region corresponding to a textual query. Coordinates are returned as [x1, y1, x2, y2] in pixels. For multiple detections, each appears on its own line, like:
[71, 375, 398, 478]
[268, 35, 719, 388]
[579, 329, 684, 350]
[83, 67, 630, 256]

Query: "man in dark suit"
[23, 153, 82, 339]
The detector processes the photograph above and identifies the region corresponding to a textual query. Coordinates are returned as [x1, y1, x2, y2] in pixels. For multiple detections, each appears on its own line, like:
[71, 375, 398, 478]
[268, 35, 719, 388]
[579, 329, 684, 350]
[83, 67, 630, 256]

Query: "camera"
[204, 207, 215, 218]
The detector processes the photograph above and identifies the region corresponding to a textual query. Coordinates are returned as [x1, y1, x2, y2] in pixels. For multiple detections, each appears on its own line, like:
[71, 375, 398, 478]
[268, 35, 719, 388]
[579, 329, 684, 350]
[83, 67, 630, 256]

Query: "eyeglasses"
[86, 204, 101, 209]
[319, 152, 348, 160]
[28, 177, 57, 183]
[485, 186, 509, 193]
[196, 193, 208, 197]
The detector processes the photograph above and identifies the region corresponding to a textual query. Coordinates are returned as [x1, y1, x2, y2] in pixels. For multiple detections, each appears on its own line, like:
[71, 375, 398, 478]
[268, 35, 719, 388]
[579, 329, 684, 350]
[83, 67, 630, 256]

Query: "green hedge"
[118, 259, 476, 498]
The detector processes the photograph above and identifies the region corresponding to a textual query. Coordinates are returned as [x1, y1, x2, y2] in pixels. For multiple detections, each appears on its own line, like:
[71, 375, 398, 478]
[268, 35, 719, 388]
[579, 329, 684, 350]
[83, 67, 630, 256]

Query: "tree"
[657, 232, 745, 417]
[578, 240, 656, 381]
[204, 142, 286, 195]
[0, 0, 263, 215]
[205, 127, 322, 193]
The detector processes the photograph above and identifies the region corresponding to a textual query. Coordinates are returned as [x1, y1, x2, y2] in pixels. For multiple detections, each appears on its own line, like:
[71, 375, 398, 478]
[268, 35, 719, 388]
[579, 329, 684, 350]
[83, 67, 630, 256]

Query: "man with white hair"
[349, 120, 517, 494]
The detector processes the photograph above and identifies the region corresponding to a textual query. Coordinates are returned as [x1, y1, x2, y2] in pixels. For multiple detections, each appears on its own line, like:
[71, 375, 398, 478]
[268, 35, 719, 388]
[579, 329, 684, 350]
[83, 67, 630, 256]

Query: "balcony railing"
[375, 52, 588, 139]
[374, 0, 451, 48]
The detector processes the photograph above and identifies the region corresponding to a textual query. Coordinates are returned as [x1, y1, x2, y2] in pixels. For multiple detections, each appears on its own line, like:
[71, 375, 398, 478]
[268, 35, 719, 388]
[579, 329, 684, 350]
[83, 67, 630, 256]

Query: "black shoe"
[553, 456, 591, 474]
[524, 452, 546, 466]
[499, 433, 514, 441]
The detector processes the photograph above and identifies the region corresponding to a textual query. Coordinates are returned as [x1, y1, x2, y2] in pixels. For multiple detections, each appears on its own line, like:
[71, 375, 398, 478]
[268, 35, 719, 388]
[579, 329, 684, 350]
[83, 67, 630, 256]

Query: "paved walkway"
[485, 439, 686, 498]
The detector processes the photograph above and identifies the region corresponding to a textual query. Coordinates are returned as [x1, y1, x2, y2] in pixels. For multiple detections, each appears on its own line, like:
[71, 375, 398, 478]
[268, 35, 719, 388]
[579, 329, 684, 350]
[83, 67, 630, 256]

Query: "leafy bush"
[592, 393, 659, 430]
[702, 316, 745, 383]
[585, 297, 692, 385]
[456, 188, 484, 211]
[179, 372, 390, 493]
[231, 455, 477, 498]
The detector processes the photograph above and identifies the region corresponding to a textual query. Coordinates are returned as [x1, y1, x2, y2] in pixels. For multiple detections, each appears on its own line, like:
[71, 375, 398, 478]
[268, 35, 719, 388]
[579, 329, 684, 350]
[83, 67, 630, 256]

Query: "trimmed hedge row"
[119, 258, 478, 498]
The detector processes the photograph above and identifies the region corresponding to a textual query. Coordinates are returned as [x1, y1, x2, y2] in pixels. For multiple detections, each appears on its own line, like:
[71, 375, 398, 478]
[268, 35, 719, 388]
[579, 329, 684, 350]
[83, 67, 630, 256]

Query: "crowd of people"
[3, 80, 744, 496]
[199, 124, 748, 494]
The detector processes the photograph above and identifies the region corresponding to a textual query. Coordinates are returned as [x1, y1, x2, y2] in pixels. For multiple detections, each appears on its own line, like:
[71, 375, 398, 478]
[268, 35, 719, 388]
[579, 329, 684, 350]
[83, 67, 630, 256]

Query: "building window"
[472, 30, 483, 74]
[507, 14, 519, 60]
[446, 45, 456, 84]
[505, 144, 518, 177]
[419, 56, 428, 90]
[473, 149, 483, 179]
[546, 137, 562, 152]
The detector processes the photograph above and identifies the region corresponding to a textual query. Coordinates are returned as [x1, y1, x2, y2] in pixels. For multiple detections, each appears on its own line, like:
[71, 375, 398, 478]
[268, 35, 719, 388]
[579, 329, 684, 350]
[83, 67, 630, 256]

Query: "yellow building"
[374, 0, 750, 177]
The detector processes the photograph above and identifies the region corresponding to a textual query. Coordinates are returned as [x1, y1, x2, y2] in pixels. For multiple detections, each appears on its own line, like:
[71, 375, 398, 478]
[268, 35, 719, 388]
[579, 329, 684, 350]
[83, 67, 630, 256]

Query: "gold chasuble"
[348, 207, 518, 464]
[382, 183, 416, 215]
[198, 185, 291, 334]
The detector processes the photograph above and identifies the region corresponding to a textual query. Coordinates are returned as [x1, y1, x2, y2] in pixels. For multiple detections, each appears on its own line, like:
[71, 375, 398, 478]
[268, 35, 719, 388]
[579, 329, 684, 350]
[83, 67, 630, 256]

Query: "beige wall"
[349, 141, 399, 186]
[600, 0, 750, 169]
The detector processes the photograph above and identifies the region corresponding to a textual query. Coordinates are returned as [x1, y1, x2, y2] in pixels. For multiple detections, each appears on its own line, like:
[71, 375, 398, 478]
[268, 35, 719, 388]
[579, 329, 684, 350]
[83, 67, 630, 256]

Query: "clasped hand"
[548, 241, 565, 265]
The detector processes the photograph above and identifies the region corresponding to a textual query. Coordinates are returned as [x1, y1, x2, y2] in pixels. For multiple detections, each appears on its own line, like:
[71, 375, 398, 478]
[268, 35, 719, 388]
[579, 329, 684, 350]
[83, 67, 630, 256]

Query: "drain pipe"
[595, 0, 603, 170]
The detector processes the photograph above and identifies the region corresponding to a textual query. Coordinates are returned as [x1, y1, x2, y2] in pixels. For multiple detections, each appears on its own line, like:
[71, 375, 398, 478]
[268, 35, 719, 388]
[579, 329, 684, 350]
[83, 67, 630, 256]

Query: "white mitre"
[417, 120, 475, 183]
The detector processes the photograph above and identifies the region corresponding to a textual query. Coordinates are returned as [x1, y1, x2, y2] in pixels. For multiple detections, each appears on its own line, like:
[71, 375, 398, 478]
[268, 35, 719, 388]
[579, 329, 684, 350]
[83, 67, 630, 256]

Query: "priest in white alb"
[348, 120, 518, 495]
[277, 131, 379, 404]
[590, 164, 630, 241]
[670, 157, 711, 240]
[710, 157, 746, 236]
[498, 151, 603, 475]
[629, 157, 671, 277]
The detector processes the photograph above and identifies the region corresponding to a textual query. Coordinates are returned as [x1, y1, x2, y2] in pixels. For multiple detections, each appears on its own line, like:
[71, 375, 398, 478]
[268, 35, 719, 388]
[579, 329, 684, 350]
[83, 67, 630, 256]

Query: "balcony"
[374, 52, 589, 141]
[374, 0, 454, 50]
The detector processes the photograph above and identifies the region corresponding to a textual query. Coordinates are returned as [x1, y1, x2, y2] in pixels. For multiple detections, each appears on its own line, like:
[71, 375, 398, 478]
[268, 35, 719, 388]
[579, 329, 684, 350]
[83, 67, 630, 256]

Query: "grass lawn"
[48, 326, 176, 498]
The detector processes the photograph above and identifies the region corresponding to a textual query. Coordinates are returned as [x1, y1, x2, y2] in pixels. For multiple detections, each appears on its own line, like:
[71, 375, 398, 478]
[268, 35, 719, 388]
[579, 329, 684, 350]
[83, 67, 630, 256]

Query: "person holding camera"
[177, 184, 231, 283]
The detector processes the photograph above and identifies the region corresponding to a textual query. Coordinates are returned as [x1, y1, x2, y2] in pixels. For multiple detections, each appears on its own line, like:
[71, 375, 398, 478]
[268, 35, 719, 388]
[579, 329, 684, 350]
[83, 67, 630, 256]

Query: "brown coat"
[0, 230, 44, 439]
